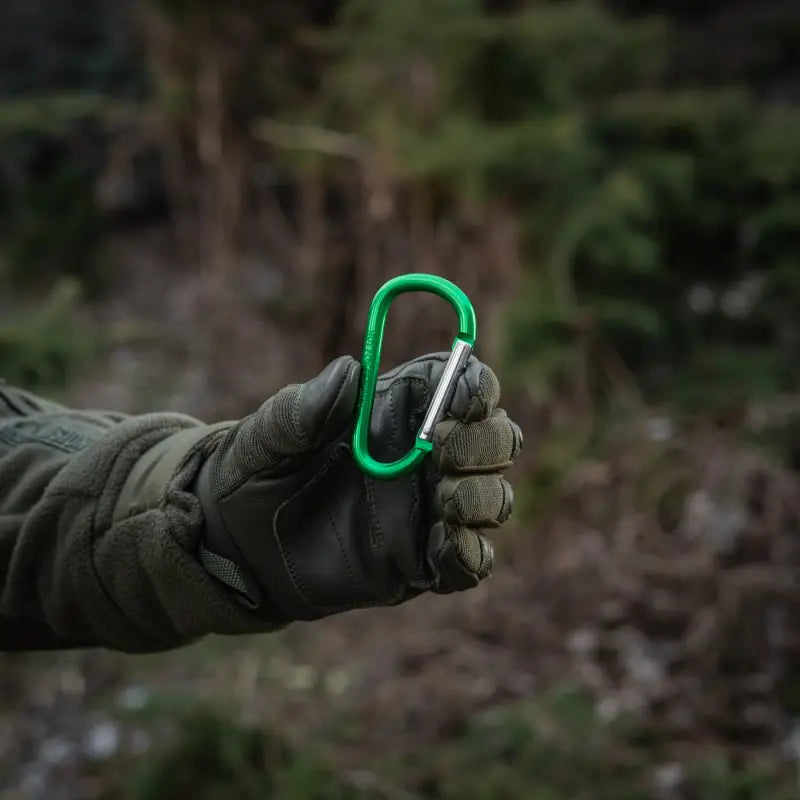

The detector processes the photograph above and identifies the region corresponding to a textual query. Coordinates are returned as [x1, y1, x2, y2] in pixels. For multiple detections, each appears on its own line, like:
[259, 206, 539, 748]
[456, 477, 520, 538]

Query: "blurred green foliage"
[111, 688, 796, 800]
[0, 0, 141, 294]
[128, 709, 372, 800]
[113, 693, 379, 800]
[1, 0, 799, 412]
[412, 688, 795, 800]
[0, 0, 141, 388]
[0, 278, 96, 390]
[0, 136, 106, 289]
[318, 1, 800, 411]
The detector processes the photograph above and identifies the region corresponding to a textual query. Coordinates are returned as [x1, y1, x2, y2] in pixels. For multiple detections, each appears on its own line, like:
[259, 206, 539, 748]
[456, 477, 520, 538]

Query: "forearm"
[0, 385, 274, 652]
[0, 350, 522, 651]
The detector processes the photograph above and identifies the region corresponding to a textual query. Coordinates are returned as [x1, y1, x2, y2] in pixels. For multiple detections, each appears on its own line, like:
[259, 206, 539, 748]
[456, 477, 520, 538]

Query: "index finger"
[447, 356, 501, 423]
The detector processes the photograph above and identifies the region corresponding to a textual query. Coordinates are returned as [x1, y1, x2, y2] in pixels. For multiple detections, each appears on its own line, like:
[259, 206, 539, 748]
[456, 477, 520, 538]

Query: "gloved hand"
[195, 353, 522, 623]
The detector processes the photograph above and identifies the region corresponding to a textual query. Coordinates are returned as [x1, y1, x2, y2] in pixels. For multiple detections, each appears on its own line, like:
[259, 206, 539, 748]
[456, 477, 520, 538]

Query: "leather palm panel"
[277, 445, 375, 611]
[218, 443, 404, 620]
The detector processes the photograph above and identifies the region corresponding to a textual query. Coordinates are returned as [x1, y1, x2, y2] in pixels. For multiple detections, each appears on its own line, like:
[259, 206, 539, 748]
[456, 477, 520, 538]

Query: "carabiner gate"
[352, 273, 477, 480]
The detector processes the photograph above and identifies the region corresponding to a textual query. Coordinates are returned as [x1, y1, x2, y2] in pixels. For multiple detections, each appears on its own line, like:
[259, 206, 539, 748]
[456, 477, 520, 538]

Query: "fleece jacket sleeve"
[0, 382, 279, 653]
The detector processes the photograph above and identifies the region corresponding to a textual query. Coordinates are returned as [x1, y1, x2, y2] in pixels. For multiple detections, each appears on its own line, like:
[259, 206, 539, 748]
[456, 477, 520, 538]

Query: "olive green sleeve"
[0, 382, 276, 653]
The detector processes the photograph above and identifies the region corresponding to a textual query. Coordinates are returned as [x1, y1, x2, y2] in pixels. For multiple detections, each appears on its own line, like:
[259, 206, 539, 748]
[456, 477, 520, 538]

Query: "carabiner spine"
[417, 337, 472, 443]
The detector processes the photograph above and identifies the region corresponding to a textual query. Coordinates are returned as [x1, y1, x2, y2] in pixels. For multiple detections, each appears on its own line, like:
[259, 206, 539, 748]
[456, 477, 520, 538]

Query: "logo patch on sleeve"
[0, 419, 95, 453]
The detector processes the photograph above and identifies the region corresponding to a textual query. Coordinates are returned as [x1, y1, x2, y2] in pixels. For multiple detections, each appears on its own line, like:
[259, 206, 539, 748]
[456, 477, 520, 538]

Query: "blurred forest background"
[2, 0, 800, 797]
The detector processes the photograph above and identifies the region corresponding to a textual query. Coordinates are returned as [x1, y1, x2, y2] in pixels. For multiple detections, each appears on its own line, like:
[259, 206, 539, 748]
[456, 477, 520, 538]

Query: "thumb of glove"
[293, 355, 362, 453]
[208, 356, 361, 496]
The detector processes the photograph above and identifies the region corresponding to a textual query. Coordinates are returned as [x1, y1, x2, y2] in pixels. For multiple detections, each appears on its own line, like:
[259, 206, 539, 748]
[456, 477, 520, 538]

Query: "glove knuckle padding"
[451, 527, 493, 579]
[474, 363, 501, 418]
[451, 360, 500, 422]
[426, 521, 494, 592]
[434, 409, 520, 473]
[437, 474, 513, 527]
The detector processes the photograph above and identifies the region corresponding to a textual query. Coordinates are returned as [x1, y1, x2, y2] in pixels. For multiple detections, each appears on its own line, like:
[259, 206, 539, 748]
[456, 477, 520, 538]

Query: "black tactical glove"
[195, 354, 522, 623]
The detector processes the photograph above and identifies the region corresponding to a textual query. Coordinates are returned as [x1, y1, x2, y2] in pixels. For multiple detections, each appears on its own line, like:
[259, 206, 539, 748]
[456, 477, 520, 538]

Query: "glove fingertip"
[449, 359, 501, 422]
[427, 522, 493, 593]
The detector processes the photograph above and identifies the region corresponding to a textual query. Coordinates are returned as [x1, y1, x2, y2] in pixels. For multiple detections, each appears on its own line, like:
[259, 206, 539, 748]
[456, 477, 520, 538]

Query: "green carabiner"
[352, 273, 477, 480]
